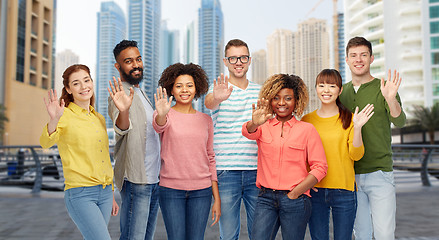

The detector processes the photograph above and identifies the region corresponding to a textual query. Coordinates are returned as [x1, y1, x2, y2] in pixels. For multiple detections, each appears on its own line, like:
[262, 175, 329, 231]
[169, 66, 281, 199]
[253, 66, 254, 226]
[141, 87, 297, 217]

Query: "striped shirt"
[209, 80, 260, 170]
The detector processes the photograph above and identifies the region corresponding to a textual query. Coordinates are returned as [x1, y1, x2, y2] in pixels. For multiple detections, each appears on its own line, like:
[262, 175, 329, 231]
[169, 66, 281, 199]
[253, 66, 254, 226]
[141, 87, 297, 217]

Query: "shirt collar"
[270, 115, 298, 127]
[68, 102, 95, 114]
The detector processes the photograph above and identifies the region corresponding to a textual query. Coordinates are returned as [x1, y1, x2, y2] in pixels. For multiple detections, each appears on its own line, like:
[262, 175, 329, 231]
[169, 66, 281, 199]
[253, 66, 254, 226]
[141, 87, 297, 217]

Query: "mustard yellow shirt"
[301, 110, 364, 191]
[40, 103, 114, 190]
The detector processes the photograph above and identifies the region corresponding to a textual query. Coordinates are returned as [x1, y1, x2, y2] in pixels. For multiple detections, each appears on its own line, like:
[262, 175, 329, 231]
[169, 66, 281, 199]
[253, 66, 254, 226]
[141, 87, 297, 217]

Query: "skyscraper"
[337, 13, 346, 83]
[198, 0, 224, 114]
[96, 1, 126, 128]
[54, 49, 79, 96]
[424, 0, 439, 106]
[295, 18, 330, 113]
[266, 29, 294, 76]
[160, 20, 180, 73]
[251, 49, 267, 85]
[128, 0, 161, 101]
[0, 0, 55, 145]
[183, 20, 198, 65]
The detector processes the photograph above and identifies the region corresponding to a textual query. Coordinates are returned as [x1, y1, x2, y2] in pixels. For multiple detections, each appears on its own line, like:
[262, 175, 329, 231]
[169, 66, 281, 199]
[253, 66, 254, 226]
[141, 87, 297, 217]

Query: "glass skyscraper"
[128, 0, 161, 102]
[198, 0, 224, 114]
[96, 1, 126, 128]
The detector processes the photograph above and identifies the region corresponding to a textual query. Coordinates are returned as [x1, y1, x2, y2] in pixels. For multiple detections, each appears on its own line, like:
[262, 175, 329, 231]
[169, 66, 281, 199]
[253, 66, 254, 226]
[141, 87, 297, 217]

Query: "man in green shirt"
[340, 37, 406, 240]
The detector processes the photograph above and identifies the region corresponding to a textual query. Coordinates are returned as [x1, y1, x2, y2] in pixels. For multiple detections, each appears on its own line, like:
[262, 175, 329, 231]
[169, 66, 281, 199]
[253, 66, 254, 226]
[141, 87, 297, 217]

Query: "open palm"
[108, 77, 134, 113]
[213, 73, 233, 102]
[353, 104, 374, 128]
[381, 70, 401, 101]
[154, 86, 173, 116]
[44, 89, 65, 120]
[252, 98, 272, 126]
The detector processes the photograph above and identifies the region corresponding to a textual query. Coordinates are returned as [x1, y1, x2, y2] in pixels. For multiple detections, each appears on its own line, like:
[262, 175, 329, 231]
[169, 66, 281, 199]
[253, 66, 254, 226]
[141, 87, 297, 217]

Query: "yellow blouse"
[301, 110, 364, 191]
[40, 103, 114, 190]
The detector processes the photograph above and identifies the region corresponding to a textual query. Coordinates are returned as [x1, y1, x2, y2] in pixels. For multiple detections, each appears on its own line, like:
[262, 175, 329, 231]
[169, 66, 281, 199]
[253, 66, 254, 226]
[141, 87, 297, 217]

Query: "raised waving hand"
[246, 98, 272, 133]
[213, 73, 233, 102]
[380, 70, 401, 101]
[352, 104, 374, 129]
[252, 98, 272, 126]
[154, 87, 173, 126]
[154, 87, 173, 116]
[43, 89, 65, 135]
[108, 77, 134, 113]
[44, 89, 65, 121]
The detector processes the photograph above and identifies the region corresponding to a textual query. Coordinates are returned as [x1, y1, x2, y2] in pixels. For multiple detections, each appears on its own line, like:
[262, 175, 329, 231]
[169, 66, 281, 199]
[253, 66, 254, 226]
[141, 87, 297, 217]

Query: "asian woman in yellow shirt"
[301, 69, 374, 240]
[40, 64, 120, 240]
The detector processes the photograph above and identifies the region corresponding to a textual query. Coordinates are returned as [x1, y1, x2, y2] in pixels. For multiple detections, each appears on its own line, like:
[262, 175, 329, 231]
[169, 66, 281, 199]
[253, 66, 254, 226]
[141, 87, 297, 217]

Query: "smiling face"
[346, 45, 374, 78]
[115, 47, 143, 85]
[316, 83, 341, 105]
[271, 88, 296, 122]
[171, 74, 196, 106]
[66, 69, 94, 106]
[223, 46, 251, 79]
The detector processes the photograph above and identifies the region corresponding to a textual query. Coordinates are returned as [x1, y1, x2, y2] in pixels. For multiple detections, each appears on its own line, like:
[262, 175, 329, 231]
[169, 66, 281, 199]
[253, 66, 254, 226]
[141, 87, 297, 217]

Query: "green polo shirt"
[340, 78, 406, 174]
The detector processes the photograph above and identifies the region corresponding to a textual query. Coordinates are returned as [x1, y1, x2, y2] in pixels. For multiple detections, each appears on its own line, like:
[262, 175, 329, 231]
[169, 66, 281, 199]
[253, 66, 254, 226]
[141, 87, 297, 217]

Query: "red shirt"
[242, 116, 327, 196]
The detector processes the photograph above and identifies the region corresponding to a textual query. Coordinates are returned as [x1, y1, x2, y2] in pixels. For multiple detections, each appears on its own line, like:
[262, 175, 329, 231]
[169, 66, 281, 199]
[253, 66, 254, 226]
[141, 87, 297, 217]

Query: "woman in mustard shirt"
[242, 74, 327, 240]
[40, 64, 119, 240]
[301, 69, 374, 240]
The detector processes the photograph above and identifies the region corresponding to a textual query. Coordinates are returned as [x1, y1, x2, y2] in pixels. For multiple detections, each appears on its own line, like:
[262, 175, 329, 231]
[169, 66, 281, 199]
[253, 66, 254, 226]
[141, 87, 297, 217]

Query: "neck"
[352, 73, 374, 86]
[172, 102, 195, 114]
[228, 74, 248, 90]
[74, 100, 90, 112]
[317, 102, 339, 117]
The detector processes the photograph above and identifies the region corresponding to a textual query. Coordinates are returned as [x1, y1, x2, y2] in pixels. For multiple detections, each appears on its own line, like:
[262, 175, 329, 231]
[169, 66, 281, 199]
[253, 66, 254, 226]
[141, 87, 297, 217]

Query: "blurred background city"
[0, 0, 433, 146]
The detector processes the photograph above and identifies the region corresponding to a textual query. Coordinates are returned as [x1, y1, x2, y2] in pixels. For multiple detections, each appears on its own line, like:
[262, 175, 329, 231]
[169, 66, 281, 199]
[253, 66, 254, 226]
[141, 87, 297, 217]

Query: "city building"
[251, 49, 267, 85]
[54, 49, 79, 97]
[198, 0, 224, 114]
[159, 20, 180, 73]
[266, 29, 294, 76]
[0, 0, 55, 145]
[344, 0, 423, 117]
[183, 19, 198, 65]
[96, 1, 126, 128]
[127, 0, 161, 101]
[424, 1, 439, 106]
[337, 13, 346, 83]
[295, 18, 330, 113]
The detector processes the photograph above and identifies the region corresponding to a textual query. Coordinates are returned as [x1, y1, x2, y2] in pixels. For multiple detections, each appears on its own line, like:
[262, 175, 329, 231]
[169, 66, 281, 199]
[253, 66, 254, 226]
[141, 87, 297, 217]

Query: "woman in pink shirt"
[242, 74, 328, 240]
[152, 63, 220, 240]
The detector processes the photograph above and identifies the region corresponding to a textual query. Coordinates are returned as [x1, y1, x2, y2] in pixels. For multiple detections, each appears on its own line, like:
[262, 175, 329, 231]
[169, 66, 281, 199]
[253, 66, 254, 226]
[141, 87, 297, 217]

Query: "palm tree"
[412, 103, 439, 144]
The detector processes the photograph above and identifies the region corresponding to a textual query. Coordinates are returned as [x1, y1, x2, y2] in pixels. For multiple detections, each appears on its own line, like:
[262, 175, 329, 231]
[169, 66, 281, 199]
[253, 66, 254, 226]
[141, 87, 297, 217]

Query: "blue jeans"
[119, 180, 159, 240]
[159, 186, 212, 240]
[308, 188, 357, 240]
[354, 170, 396, 240]
[251, 187, 312, 240]
[217, 170, 259, 240]
[64, 185, 113, 240]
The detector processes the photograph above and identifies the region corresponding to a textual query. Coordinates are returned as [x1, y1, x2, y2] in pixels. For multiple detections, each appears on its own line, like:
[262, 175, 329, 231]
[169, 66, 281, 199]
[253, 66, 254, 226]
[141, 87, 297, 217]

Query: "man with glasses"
[205, 39, 260, 240]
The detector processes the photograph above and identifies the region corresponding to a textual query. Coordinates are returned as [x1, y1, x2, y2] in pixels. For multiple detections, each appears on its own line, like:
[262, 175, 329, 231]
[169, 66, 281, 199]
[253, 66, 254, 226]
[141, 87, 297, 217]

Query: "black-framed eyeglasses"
[225, 55, 250, 64]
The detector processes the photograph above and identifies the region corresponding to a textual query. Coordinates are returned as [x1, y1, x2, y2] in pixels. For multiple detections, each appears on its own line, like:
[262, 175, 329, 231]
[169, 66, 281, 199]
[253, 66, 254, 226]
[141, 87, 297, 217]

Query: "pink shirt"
[153, 108, 217, 190]
[242, 116, 327, 196]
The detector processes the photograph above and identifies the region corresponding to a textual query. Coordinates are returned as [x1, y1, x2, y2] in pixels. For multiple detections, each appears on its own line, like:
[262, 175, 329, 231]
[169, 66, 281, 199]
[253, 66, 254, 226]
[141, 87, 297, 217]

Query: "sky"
[56, 0, 343, 78]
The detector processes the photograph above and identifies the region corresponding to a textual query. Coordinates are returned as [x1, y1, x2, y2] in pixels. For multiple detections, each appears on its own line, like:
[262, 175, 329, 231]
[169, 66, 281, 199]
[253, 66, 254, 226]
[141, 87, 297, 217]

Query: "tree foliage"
[412, 103, 439, 144]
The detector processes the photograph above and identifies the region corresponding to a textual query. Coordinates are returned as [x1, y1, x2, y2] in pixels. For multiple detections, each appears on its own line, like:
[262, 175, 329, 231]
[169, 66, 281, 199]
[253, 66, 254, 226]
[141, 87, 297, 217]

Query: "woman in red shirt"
[242, 74, 327, 240]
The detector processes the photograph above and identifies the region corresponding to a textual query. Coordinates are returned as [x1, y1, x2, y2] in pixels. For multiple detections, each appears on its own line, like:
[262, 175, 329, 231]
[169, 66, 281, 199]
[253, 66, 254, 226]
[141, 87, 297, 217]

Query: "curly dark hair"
[113, 40, 138, 60]
[158, 63, 209, 100]
[260, 74, 309, 117]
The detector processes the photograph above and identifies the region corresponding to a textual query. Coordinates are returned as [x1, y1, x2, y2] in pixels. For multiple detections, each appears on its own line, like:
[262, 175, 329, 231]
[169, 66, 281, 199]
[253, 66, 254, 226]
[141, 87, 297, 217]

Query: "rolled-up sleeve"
[306, 126, 328, 182]
[242, 121, 261, 140]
